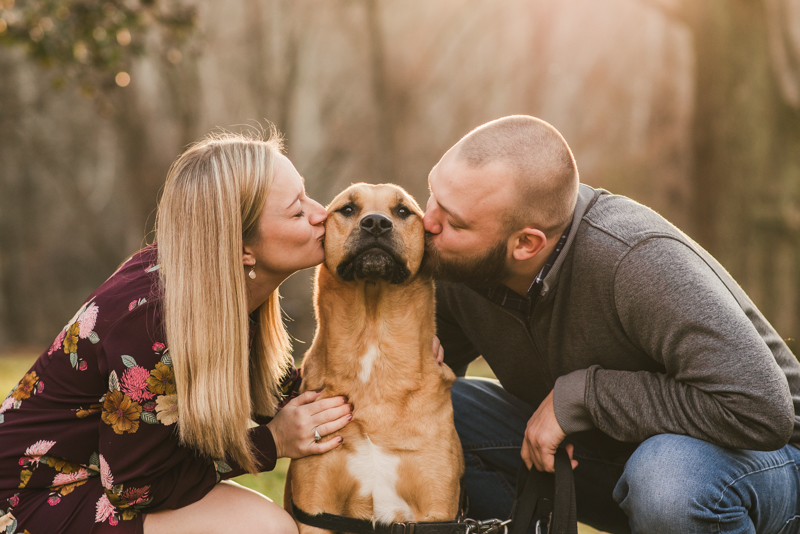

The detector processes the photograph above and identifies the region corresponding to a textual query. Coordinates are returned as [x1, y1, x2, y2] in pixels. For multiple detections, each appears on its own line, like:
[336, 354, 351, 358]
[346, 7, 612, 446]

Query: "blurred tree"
[0, 0, 199, 350]
[664, 0, 800, 351]
[0, 0, 196, 99]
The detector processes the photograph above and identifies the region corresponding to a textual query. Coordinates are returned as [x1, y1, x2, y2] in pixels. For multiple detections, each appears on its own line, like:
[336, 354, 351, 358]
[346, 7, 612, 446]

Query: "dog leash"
[292, 448, 577, 534]
[507, 448, 577, 534]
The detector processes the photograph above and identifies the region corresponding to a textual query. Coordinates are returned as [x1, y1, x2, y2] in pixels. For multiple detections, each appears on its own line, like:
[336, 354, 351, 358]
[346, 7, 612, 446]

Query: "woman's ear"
[242, 246, 256, 267]
[511, 228, 546, 262]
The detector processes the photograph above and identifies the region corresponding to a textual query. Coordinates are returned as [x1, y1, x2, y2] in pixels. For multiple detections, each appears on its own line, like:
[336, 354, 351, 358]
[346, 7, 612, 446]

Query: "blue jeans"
[452, 377, 800, 534]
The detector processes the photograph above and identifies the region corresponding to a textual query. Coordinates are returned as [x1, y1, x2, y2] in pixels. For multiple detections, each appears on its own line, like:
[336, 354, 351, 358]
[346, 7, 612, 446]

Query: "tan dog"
[285, 183, 464, 533]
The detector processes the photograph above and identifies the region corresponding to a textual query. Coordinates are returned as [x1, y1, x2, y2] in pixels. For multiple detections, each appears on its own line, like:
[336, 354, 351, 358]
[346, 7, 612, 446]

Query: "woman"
[0, 129, 353, 534]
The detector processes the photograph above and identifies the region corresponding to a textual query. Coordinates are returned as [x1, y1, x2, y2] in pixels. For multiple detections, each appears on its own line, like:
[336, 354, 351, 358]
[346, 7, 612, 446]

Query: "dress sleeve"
[94, 304, 278, 520]
[583, 237, 794, 450]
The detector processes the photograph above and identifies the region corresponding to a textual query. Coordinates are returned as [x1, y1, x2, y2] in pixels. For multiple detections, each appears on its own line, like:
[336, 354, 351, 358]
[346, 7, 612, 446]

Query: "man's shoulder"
[580, 192, 687, 249]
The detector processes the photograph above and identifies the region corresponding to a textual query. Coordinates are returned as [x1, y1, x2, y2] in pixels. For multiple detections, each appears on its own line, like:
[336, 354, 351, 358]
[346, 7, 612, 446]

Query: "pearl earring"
[248, 265, 256, 280]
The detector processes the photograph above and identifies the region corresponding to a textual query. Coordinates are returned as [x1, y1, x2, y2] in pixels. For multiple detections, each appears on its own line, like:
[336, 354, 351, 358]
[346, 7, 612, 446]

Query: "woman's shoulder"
[74, 245, 163, 346]
[25, 245, 165, 405]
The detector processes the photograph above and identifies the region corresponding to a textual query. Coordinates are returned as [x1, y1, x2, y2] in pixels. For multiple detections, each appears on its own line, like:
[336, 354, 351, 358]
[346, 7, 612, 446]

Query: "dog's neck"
[306, 265, 438, 396]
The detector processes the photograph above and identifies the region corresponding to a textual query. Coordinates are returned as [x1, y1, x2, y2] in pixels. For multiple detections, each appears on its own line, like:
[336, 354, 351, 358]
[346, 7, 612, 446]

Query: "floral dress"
[0, 245, 298, 534]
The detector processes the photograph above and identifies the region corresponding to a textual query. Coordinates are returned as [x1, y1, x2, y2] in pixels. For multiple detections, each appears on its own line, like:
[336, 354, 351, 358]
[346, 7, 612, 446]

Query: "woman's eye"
[294, 210, 305, 218]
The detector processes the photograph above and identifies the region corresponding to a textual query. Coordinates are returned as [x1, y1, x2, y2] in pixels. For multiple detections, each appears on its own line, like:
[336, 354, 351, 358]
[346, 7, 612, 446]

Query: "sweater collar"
[536, 184, 602, 298]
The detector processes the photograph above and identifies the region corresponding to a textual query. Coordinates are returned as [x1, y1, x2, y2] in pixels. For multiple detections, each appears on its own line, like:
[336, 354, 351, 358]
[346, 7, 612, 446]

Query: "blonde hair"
[155, 128, 291, 474]
[456, 115, 579, 238]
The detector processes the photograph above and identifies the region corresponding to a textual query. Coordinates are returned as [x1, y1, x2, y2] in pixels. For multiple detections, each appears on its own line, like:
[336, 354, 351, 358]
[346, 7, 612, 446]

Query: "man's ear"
[511, 228, 546, 261]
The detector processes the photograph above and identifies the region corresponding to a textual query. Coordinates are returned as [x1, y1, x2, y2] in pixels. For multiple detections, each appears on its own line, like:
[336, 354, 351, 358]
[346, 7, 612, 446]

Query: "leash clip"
[464, 518, 511, 534]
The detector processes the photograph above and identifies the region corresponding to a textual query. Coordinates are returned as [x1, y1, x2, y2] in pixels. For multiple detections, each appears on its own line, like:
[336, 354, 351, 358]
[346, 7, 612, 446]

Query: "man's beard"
[425, 233, 509, 287]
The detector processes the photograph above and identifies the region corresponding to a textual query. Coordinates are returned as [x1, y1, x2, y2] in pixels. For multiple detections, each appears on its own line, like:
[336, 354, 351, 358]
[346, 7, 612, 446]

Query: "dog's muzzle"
[336, 218, 411, 284]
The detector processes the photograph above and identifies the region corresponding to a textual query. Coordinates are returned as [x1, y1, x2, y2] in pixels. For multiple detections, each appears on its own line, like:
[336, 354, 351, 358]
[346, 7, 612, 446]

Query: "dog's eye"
[397, 206, 411, 218]
[337, 204, 355, 216]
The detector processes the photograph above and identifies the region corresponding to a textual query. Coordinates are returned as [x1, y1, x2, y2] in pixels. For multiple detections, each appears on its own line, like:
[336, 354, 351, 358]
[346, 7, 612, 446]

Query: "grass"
[0, 352, 604, 533]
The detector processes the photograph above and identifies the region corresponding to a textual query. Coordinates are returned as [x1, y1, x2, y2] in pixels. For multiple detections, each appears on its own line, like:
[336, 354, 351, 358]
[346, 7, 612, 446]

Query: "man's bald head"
[454, 115, 579, 238]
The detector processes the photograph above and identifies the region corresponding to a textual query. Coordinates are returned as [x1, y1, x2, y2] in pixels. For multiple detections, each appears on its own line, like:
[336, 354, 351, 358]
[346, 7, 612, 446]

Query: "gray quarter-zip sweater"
[436, 184, 800, 452]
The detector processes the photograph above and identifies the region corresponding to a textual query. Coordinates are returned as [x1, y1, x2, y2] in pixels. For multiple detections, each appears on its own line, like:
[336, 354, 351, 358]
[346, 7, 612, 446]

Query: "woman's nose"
[310, 200, 327, 225]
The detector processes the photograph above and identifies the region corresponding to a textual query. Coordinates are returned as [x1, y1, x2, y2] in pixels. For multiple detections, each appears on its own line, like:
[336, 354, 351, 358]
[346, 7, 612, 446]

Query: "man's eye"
[338, 204, 355, 216]
[447, 220, 461, 230]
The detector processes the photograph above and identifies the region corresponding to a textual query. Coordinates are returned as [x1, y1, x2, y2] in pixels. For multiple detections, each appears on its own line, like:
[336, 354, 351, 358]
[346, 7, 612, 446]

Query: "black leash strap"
[292, 449, 576, 534]
[508, 448, 577, 534]
[292, 501, 477, 534]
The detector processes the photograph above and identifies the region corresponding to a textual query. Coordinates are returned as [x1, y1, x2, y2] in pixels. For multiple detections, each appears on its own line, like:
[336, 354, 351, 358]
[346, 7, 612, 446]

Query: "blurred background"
[1, 0, 800, 528]
[3, 0, 800, 353]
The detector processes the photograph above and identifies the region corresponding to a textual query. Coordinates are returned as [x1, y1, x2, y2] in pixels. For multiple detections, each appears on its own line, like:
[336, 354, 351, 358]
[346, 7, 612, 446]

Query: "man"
[424, 115, 800, 533]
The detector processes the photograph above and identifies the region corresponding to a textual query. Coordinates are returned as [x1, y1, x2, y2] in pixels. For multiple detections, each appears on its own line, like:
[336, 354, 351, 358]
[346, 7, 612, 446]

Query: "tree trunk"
[686, 0, 800, 351]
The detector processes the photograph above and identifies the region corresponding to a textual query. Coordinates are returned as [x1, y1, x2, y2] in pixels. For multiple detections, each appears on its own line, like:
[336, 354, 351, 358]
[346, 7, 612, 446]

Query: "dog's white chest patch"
[358, 345, 380, 383]
[346, 436, 414, 524]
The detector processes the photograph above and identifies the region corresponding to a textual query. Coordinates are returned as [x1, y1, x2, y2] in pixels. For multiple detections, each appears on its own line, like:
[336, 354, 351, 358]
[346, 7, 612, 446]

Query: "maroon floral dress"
[0, 245, 297, 534]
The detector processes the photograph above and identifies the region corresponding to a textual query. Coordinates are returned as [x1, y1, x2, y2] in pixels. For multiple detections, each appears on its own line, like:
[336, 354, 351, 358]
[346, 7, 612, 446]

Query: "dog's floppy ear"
[417, 250, 434, 280]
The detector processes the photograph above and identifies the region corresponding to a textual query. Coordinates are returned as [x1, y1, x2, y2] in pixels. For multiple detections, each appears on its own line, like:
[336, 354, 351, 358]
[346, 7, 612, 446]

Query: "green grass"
[0, 352, 603, 533]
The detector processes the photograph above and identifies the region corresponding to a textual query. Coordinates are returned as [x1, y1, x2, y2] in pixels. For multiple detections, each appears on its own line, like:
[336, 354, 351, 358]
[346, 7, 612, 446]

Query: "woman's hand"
[266, 391, 352, 459]
[433, 335, 444, 365]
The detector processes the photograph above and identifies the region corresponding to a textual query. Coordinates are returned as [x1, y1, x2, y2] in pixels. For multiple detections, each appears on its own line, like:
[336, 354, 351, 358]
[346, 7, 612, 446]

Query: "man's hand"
[521, 389, 578, 472]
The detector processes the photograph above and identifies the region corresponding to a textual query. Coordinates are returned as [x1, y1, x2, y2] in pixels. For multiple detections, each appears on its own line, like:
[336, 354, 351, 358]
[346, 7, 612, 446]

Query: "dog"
[285, 183, 464, 533]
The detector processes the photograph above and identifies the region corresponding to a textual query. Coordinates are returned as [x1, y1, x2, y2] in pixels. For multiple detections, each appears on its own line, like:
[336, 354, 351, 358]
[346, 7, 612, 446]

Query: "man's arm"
[555, 236, 794, 450]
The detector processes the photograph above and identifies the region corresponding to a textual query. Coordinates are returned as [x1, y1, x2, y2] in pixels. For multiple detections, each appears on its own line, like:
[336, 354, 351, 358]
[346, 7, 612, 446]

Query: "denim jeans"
[451, 377, 800, 534]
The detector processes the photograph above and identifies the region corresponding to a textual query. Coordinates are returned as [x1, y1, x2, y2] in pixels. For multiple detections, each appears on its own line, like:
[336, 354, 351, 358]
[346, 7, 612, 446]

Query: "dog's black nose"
[360, 214, 393, 236]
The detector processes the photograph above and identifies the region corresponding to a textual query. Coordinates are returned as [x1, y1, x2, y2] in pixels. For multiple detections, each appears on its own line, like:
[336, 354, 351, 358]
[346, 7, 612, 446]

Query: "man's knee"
[613, 434, 742, 532]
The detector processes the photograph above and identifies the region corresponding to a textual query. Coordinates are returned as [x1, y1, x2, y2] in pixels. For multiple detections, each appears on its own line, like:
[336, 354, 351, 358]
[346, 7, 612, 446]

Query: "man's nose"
[423, 197, 442, 234]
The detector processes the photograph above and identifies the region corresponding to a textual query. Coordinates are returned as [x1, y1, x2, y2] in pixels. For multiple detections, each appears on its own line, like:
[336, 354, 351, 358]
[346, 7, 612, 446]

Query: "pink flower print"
[109, 515, 119, 526]
[100, 455, 114, 490]
[48, 330, 66, 355]
[25, 439, 56, 456]
[142, 400, 156, 412]
[0, 396, 13, 414]
[36, 381, 44, 394]
[9, 495, 19, 507]
[95, 493, 115, 523]
[78, 303, 99, 339]
[79, 361, 88, 371]
[121, 366, 154, 403]
[52, 467, 89, 487]
[48, 494, 61, 506]
[129, 300, 138, 311]
[152, 342, 165, 353]
[25, 440, 56, 464]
